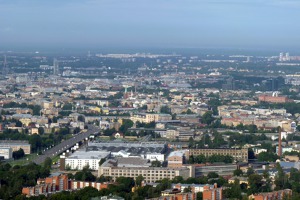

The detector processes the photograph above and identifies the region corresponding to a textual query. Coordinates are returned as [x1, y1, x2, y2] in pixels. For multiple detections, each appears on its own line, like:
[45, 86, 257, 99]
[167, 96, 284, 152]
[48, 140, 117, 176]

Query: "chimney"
[278, 127, 282, 157]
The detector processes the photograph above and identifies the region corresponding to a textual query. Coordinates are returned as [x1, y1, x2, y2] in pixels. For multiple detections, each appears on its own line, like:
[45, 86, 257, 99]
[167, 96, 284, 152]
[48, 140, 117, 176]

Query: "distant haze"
[1, 0, 300, 51]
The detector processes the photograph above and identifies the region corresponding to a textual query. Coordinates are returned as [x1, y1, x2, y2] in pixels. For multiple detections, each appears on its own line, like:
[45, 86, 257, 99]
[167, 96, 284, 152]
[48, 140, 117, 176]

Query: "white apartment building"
[65, 151, 110, 170]
[0, 147, 12, 159]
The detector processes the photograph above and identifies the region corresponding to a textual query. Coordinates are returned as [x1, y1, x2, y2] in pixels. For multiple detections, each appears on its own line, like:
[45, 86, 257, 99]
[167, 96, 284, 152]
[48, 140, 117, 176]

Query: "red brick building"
[203, 184, 223, 200]
[249, 189, 292, 200]
[258, 95, 289, 103]
[22, 173, 110, 197]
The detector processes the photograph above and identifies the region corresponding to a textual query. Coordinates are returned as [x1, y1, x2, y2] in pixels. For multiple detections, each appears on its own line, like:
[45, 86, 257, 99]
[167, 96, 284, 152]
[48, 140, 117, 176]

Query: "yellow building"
[20, 118, 32, 127]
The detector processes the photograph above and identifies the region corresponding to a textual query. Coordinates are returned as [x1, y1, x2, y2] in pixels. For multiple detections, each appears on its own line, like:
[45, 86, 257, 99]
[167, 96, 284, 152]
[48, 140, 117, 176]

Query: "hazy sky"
[1, 0, 300, 50]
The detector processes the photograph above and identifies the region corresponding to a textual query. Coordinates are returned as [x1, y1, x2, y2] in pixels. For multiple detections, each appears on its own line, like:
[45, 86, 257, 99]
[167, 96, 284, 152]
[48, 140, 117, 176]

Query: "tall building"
[53, 58, 59, 75]
[265, 78, 279, 91]
[279, 52, 284, 62]
[278, 127, 282, 157]
[2, 55, 8, 75]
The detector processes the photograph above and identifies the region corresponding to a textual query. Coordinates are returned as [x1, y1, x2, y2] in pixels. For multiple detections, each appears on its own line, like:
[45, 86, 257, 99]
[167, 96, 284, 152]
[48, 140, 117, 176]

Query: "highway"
[32, 124, 100, 165]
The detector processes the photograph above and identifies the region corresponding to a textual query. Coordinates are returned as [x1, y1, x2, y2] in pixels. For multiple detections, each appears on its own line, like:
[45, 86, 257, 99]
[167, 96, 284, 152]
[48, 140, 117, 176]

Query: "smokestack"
[278, 127, 282, 157]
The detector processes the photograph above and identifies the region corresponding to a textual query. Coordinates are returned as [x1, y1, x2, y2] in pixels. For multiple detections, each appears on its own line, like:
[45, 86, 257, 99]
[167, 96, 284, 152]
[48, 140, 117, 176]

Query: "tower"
[278, 127, 282, 157]
[53, 58, 59, 75]
[279, 52, 284, 62]
[2, 55, 8, 75]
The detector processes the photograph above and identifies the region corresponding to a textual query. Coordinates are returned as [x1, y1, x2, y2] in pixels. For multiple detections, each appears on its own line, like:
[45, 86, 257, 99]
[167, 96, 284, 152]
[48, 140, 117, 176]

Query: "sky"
[1, 0, 300, 51]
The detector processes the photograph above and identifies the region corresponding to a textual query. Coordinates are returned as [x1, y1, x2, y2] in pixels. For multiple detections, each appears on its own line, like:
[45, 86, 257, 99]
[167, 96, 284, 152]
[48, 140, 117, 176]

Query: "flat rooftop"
[66, 151, 110, 160]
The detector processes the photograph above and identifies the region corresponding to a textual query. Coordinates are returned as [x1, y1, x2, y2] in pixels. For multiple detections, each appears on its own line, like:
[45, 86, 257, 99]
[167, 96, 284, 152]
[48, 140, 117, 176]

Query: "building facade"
[249, 189, 292, 200]
[98, 166, 190, 183]
[188, 148, 248, 162]
[0, 147, 12, 159]
[0, 140, 31, 154]
[203, 184, 223, 200]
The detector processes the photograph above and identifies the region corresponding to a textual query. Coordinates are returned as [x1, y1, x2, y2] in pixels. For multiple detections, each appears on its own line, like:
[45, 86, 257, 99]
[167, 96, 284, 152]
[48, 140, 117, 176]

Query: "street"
[32, 124, 99, 165]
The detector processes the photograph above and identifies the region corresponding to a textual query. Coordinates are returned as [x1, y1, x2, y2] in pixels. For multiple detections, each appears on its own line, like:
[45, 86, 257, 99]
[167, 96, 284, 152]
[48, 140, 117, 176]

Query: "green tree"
[257, 152, 279, 162]
[44, 157, 52, 170]
[12, 148, 25, 160]
[233, 169, 243, 176]
[38, 127, 44, 135]
[201, 111, 214, 125]
[160, 106, 171, 114]
[196, 192, 203, 200]
[135, 175, 144, 187]
[16, 120, 23, 127]
[119, 119, 134, 133]
[248, 174, 263, 195]
[247, 167, 255, 176]
[151, 160, 162, 167]
[78, 115, 85, 122]
[207, 172, 219, 179]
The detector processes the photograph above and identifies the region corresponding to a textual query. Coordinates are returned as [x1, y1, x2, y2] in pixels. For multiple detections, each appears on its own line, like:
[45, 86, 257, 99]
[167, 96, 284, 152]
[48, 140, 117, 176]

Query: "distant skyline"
[1, 0, 300, 51]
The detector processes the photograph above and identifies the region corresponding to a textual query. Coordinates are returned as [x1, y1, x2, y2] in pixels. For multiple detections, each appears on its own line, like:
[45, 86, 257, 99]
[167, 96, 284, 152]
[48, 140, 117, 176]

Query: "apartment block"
[22, 173, 110, 197]
[249, 189, 292, 200]
[0, 140, 31, 154]
[70, 181, 109, 191]
[0, 147, 12, 159]
[65, 151, 110, 170]
[203, 184, 223, 200]
[131, 113, 172, 123]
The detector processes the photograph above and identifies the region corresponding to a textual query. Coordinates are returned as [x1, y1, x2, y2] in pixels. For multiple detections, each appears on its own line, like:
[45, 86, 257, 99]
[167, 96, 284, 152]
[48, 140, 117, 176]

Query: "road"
[32, 124, 100, 165]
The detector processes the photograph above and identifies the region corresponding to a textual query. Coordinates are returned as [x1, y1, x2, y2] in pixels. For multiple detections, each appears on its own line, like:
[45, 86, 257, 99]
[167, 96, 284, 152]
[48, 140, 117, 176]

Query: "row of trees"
[0, 129, 69, 153]
[189, 154, 234, 164]
[0, 162, 50, 200]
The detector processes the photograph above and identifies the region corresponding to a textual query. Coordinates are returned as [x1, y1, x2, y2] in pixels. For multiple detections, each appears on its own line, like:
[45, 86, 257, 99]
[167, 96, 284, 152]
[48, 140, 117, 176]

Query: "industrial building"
[88, 141, 167, 160]
[187, 148, 248, 162]
[98, 157, 190, 182]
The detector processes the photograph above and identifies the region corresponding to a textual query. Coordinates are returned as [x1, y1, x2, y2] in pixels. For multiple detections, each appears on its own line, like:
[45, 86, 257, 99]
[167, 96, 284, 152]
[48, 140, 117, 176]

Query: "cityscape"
[1, 0, 300, 200]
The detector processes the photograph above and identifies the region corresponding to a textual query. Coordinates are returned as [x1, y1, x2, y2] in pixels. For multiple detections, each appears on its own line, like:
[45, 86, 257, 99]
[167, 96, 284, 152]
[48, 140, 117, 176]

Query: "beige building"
[0, 140, 31, 154]
[20, 118, 32, 127]
[166, 129, 179, 139]
[42, 101, 54, 109]
[131, 113, 172, 123]
[30, 127, 39, 135]
[98, 158, 190, 182]
[99, 166, 190, 183]
[188, 148, 248, 162]
[168, 151, 186, 168]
